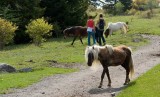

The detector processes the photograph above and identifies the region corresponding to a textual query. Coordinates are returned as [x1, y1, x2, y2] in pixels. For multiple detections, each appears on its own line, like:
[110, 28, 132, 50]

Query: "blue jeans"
[98, 30, 106, 45]
[87, 31, 96, 46]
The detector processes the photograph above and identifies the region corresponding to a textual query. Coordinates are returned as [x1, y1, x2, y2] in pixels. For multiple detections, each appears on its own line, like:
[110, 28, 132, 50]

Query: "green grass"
[117, 64, 160, 97]
[0, 67, 76, 94]
[0, 10, 160, 94]
[104, 13, 160, 35]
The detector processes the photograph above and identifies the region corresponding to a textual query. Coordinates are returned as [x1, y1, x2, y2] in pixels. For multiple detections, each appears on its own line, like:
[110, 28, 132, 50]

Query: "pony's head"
[104, 28, 110, 38]
[85, 45, 100, 66]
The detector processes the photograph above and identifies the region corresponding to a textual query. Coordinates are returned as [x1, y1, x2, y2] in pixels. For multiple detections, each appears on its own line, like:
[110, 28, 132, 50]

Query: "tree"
[0, 18, 18, 49]
[119, 0, 132, 11]
[0, 0, 45, 44]
[40, 0, 89, 28]
[26, 18, 53, 46]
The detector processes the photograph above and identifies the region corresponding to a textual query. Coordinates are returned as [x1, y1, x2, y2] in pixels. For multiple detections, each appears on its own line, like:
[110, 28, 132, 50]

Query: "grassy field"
[0, 68, 76, 94]
[0, 10, 160, 94]
[117, 64, 160, 97]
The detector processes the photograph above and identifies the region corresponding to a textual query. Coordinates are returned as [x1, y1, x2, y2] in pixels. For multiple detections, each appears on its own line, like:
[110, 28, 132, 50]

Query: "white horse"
[104, 22, 128, 38]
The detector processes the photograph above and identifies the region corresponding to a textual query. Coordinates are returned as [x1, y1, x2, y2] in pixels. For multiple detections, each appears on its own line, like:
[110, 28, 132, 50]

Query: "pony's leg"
[105, 67, 111, 87]
[79, 36, 83, 44]
[124, 69, 130, 85]
[98, 69, 105, 88]
[71, 36, 77, 45]
[109, 30, 112, 37]
[121, 64, 130, 85]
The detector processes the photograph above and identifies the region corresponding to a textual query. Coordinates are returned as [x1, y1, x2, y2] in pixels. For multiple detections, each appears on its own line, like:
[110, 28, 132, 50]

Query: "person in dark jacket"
[96, 14, 106, 46]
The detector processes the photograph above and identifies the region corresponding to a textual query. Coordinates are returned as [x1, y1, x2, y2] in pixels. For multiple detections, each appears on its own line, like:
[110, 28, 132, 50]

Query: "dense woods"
[0, 0, 89, 44]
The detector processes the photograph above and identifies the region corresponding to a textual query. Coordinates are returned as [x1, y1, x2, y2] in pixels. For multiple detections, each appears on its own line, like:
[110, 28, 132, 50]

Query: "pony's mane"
[85, 45, 114, 68]
[85, 45, 114, 62]
[107, 22, 112, 29]
[104, 44, 114, 55]
[85, 45, 101, 62]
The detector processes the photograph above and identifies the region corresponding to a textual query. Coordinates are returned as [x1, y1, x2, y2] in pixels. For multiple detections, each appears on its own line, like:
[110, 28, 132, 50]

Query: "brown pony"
[85, 45, 134, 88]
[63, 26, 87, 45]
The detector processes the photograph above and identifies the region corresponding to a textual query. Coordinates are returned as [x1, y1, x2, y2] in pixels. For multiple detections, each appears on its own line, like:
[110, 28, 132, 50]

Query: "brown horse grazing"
[63, 26, 87, 45]
[85, 45, 134, 88]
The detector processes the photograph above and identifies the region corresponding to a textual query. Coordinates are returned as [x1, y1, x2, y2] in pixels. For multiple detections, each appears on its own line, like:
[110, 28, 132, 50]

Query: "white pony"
[104, 22, 128, 38]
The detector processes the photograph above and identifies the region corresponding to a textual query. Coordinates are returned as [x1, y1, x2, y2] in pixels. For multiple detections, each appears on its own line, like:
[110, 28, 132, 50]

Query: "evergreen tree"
[0, 0, 45, 44]
[119, 0, 132, 11]
[40, 0, 89, 28]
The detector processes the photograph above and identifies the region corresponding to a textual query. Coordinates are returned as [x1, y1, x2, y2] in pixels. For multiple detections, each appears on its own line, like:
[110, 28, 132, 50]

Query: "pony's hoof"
[98, 85, 102, 88]
[123, 83, 127, 85]
[107, 84, 111, 87]
[123, 82, 129, 85]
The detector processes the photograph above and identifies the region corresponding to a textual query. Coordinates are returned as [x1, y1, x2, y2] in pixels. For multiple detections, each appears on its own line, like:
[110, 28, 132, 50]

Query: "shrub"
[115, 2, 125, 15]
[128, 8, 138, 15]
[139, 10, 153, 19]
[0, 18, 18, 50]
[26, 17, 53, 46]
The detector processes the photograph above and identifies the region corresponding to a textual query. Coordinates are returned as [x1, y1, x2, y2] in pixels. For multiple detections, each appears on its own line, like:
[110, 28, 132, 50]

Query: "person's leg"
[98, 30, 102, 46]
[101, 30, 106, 45]
[91, 32, 96, 45]
[87, 31, 91, 46]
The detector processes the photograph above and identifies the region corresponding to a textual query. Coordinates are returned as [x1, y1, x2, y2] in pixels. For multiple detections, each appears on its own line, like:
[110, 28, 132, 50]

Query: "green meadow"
[117, 64, 160, 97]
[0, 10, 160, 94]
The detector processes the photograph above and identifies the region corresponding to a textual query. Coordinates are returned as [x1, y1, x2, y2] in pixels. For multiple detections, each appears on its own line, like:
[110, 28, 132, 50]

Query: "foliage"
[114, 2, 124, 15]
[26, 18, 53, 46]
[0, 0, 90, 44]
[132, 0, 158, 11]
[0, 0, 45, 44]
[119, 0, 132, 11]
[52, 22, 61, 38]
[103, 4, 115, 15]
[103, 0, 132, 15]
[40, 0, 89, 28]
[0, 18, 18, 49]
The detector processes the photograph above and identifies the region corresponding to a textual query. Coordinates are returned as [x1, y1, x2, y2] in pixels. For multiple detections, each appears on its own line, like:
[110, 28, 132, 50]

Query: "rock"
[132, 38, 142, 43]
[0, 63, 16, 73]
[18, 67, 33, 72]
[111, 92, 116, 97]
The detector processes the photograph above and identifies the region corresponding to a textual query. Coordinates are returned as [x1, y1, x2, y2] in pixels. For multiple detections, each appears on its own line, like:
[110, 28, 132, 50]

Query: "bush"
[115, 2, 125, 15]
[0, 18, 18, 50]
[26, 17, 53, 46]
[139, 10, 153, 19]
[128, 8, 138, 15]
[52, 22, 61, 38]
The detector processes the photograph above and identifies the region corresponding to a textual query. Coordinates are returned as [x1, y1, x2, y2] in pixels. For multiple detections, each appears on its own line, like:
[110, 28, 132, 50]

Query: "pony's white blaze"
[85, 45, 99, 63]
[90, 61, 102, 71]
[85, 45, 103, 71]
[85, 45, 112, 71]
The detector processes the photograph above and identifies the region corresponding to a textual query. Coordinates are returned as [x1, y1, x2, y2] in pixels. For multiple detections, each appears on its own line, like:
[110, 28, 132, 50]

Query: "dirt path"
[1, 35, 160, 97]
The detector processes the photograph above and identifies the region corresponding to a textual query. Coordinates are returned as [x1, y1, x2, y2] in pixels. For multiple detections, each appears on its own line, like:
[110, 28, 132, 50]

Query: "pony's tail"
[127, 47, 134, 78]
[122, 22, 128, 34]
[129, 53, 134, 78]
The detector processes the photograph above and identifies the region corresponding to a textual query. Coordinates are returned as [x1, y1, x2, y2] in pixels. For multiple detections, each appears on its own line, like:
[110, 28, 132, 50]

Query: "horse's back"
[114, 45, 132, 55]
